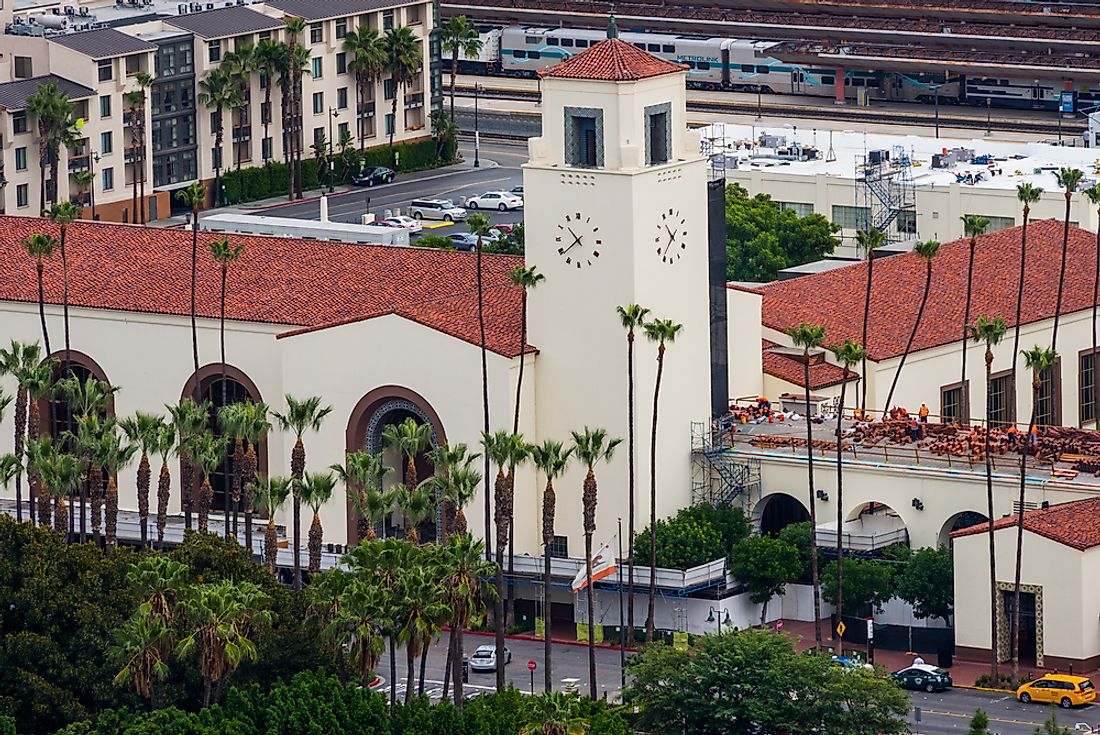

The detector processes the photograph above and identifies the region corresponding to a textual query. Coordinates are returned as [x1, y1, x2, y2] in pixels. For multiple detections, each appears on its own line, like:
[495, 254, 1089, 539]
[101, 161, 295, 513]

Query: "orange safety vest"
[919, 405, 929, 418]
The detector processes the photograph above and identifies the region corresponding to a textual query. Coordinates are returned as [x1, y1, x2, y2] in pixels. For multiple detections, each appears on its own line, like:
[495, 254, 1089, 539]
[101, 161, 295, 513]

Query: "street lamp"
[473, 83, 481, 168]
[706, 606, 730, 635]
[327, 107, 339, 193]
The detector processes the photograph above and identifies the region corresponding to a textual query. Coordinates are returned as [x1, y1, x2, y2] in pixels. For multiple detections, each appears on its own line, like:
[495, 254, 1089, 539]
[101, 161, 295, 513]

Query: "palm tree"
[128, 554, 189, 622]
[1012, 346, 1056, 677]
[382, 26, 422, 150]
[0, 340, 41, 523]
[40, 450, 84, 535]
[883, 240, 940, 412]
[168, 397, 209, 530]
[26, 82, 75, 209]
[530, 439, 572, 691]
[22, 361, 53, 526]
[57, 374, 118, 542]
[522, 692, 588, 735]
[439, 532, 496, 707]
[45, 201, 81, 377]
[381, 416, 432, 490]
[284, 17, 307, 199]
[570, 426, 621, 699]
[273, 395, 332, 589]
[324, 575, 386, 686]
[332, 451, 389, 543]
[209, 234, 244, 530]
[300, 471, 336, 573]
[967, 314, 1008, 679]
[393, 483, 433, 544]
[1085, 184, 1100, 429]
[254, 39, 284, 172]
[440, 16, 482, 119]
[0, 455, 21, 518]
[828, 338, 865, 656]
[22, 233, 56, 356]
[176, 579, 273, 707]
[241, 402, 271, 550]
[124, 71, 153, 223]
[250, 474, 292, 573]
[111, 605, 171, 706]
[510, 266, 545, 431]
[25, 438, 55, 528]
[959, 215, 990, 416]
[1051, 168, 1085, 354]
[153, 421, 176, 546]
[396, 566, 449, 702]
[120, 412, 167, 547]
[643, 318, 683, 643]
[430, 109, 458, 160]
[855, 227, 886, 412]
[218, 403, 247, 538]
[344, 27, 386, 149]
[1011, 184, 1043, 397]
[100, 427, 138, 549]
[191, 431, 228, 532]
[175, 181, 207, 394]
[198, 68, 241, 208]
[786, 321, 827, 648]
[428, 442, 477, 542]
[72, 170, 94, 215]
[221, 47, 255, 176]
[468, 212, 496, 559]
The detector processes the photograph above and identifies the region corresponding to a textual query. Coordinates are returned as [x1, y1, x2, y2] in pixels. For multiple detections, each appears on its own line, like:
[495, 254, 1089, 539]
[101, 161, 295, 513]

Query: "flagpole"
[617, 517, 626, 695]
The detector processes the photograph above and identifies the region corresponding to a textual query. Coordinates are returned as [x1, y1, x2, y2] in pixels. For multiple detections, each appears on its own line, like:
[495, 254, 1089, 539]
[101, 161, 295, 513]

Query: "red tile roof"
[539, 38, 687, 81]
[762, 339, 857, 390]
[951, 497, 1100, 551]
[0, 217, 529, 357]
[762, 220, 1100, 362]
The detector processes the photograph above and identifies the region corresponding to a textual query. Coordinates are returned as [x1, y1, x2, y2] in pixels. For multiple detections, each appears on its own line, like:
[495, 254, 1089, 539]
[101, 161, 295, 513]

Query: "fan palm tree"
[250, 474, 292, 573]
[522, 691, 588, 735]
[168, 397, 209, 530]
[1012, 346, 1056, 676]
[25, 437, 54, 528]
[466, 211, 495, 559]
[430, 108, 458, 160]
[344, 27, 386, 149]
[570, 426, 621, 699]
[41, 449, 84, 535]
[1011, 184, 1043, 395]
[440, 532, 496, 707]
[284, 17, 307, 198]
[176, 579, 273, 707]
[957, 214, 991, 417]
[1051, 168, 1085, 354]
[786, 321, 826, 647]
[393, 483, 433, 544]
[530, 439, 572, 691]
[828, 338, 865, 656]
[22, 233, 56, 357]
[440, 15, 482, 119]
[153, 422, 176, 546]
[381, 416, 432, 490]
[57, 374, 118, 542]
[45, 201, 81, 376]
[100, 426, 138, 549]
[324, 575, 386, 686]
[123, 71, 153, 223]
[111, 604, 171, 705]
[428, 442, 477, 542]
[967, 314, 1007, 679]
[175, 181, 207, 393]
[643, 317, 682, 642]
[191, 431, 228, 533]
[0, 340, 42, 523]
[510, 266, 545, 431]
[855, 227, 886, 412]
[241, 402, 271, 551]
[254, 39, 283, 172]
[221, 47, 255, 176]
[209, 234, 245, 531]
[883, 240, 940, 412]
[273, 394, 332, 589]
[218, 402, 248, 539]
[26, 82, 75, 209]
[197, 68, 241, 207]
[447, 465, 481, 536]
[0, 455, 21, 517]
[127, 554, 189, 624]
[1087, 184, 1100, 429]
[300, 471, 336, 573]
[22, 360, 53, 526]
[332, 451, 389, 542]
[73, 170, 94, 215]
[120, 411, 167, 547]
[382, 26, 422, 150]
[396, 566, 449, 702]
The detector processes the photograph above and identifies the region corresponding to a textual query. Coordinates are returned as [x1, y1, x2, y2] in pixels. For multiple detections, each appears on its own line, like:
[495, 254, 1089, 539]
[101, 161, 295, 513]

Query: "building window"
[14, 147, 28, 172]
[548, 535, 568, 559]
[261, 101, 271, 124]
[208, 40, 221, 63]
[14, 56, 33, 79]
[102, 167, 114, 191]
[832, 205, 870, 230]
[940, 380, 969, 425]
[776, 201, 814, 216]
[967, 213, 1015, 232]
[311, 57, 323, 79]
[13, 111, 28, 134]
[337, 87, 348, 109]
[262, 136, 272, 161]
[1081, 350, 1099, 426]
[335, 19, 347, 38]
[382, 9, 394, 29]
[896, 209, 917, 234]
[988, 370, 1015, 428]
[336, 52, 347, 74]
[313, 127, 324, 145]
[100, 95, 112, 118]
[16, 184, 29, 208]
[338, 121, 349, 140]
[384, 113, 394, 136]
[98, 60, 113, 82]
[406, 5, 422, 23]
[383, 79, 397, 100]
[310, 22, 323, 44]
[645, 102, 670, 166]
[312, 92, 324, 115]
[1035, 359, 1061, 426]
[564, 106, 604, 168]
[100, 131, 113, 154]
[125, 55, 140, 77]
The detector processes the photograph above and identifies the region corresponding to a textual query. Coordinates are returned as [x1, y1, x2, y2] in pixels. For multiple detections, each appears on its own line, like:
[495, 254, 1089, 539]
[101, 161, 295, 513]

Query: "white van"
[409, 199, 468, 222]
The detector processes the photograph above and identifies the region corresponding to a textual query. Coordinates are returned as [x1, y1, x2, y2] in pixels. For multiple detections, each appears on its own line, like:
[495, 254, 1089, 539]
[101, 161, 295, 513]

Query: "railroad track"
[456, 84, 1087, 136]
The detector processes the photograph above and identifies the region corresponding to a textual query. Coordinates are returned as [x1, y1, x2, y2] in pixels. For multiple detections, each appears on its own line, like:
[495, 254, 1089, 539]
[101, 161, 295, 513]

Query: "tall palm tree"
[154, 422, 176, 546]
[327, 576, 387, 687]
[57, 374, 118, 542]
[124, 71, 153, 223]
[828, 338, 865, 656]
[570, 426, 621, 700]
[45, 201, 81, 377]
[786, 321, 826, 648]
[1011, 184, 1044, 394]
[393, 483, 433, 544]
[284, 17, 307, 199]
[439, 532, 495, 707]
[250, 474, 292, 573]
[209, 234, 244, 531]
[221, 47, 255, 176]
[1012, 346, 1056, 676]
[301, 471, 336, 573]
[198, 68, 241, 208]
[439, 16, 482, 119]
[344, 27, 386, 150]
[273, 395, 332, 589]
[26, 82, 75, 210]
[100, 427, 138, 549]
[241, 402, 271, 550]
[168, 397, 209, 530]
[1051, 168, 1085, 354]
[1086, 184, 1100, 429]
[218, 403, 247, 539]
[510, 266, 544, 431]
[192, 430, 228, 533]
[428, 442, 477, 542]
[70, 413, 109, 543]
[22, 233, 56, 357]
[332, 451, 389, 543]
[967, 314, 1008, 679]
[38, 448, 84, 534]
[111, 605, 171, 706]
[25, 438, 54, 528]
[0, 340, 41, 523]
[22, 360, 54, 526]
[120, 412, 167, 547]
[615, 304, 649, 643]
[381, 416, 432, 490]
[175, 181, 207, 395]
[0, 455, 21, 518]
[254, 39, 284, 172]
[382, 26, 422, 150]
[958, 214, 990, 419]
[530, 439, 572, 692]
[883, 240, 940, 412]
[643, 318, 682, 643]
[72, 170, 94, 216]
[855, 227, 886, 412]
[396, 566, 449, 702]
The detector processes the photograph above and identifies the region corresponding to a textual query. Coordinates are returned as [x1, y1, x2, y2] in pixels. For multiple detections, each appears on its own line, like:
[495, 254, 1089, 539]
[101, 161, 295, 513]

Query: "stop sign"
[527, 660, 537, 671]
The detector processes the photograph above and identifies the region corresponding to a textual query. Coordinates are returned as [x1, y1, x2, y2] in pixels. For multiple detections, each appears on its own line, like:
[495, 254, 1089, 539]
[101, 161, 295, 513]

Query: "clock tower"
[522, 28, 713, 554]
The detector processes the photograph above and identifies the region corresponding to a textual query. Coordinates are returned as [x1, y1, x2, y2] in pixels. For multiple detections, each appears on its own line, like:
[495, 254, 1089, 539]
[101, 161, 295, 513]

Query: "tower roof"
[538, 38, 687, 82]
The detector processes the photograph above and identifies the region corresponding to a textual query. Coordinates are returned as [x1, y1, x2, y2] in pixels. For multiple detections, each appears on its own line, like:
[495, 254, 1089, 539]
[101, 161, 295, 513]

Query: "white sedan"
[383, 215, 422, 233]
[465, 191, 524, 211]
[468, 644, 511, 672]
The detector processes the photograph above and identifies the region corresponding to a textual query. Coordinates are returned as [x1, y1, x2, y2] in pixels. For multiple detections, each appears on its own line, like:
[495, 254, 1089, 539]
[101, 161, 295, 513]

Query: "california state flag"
[571, 536, 618, 592]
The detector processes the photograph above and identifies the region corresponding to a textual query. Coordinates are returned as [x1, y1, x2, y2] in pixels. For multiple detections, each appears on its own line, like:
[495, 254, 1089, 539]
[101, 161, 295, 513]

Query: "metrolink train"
[458, 25, 1100, 110]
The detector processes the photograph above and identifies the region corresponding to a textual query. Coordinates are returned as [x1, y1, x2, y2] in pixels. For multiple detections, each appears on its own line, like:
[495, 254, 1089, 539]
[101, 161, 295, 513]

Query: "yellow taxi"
[1016, 674, 1096, 708]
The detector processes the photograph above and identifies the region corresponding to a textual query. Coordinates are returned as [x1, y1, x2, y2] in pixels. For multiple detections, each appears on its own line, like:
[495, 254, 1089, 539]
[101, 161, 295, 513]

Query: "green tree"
[396, 566, 448, 701]
[959, 214, 990, 401]
[829, 338, 864, 654]
[531, 439, 572, 691]
[883, 240, 939, 412]
[969, 708, 991, 735]
[300, 471, 336, 572]
[45, 201, 81, 374]
[382, 27, 422, 149]
[822, 556, 895, 615]
[110, 604, 171, 706]
[26, 82, 77, 209]
[1051, 168, 1085, 353]
[175, 182, 208, 418]
[197, 68, 241, 205]
[438, 533, 496, 707]
[343, 27, 386, 150]
[331, 451, 389, 544]
[120, 412, 167, 548]
[250, 474, 292, 573]
[1034, 715, 1073, 735]
[729, 535, 801, 624]
[1087, 183, 1100, 430]
[190, 431, 227, 533]
[381, 416, 432, 491]
[22, 232, 56, 356]
[439, 15, 481, 119]
[1011, 183, 1044, 399]
[725, 183, 838, 282]
[522, 692, 588, 735]
[0, 340, 41, 524]
[635, 516, 722, 570]
[167, 397, 208, 532]
[208, 235, 245, 532]
[895, 546, 953, 623]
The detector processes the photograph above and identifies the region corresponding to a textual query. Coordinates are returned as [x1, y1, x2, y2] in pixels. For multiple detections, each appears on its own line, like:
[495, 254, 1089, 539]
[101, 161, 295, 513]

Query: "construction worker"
[919, 403, 930, 423]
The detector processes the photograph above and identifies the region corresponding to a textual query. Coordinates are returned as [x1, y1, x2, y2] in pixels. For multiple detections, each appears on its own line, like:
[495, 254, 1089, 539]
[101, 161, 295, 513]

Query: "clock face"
[555, 211, 602, 269]
[655, 207, 688, 264]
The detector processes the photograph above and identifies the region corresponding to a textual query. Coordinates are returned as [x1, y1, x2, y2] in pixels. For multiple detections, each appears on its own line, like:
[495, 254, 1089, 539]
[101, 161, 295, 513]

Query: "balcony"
[357, 102, 376, 119]
[68, 154, 90, 173]
[404, 92, 424, 109]
[232, 125, 252, 143]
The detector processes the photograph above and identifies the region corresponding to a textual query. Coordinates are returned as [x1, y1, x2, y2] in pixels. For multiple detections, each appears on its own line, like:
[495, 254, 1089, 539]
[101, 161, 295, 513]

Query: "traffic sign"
[527, 660, 537, 671]
[836, 621, 846, 638]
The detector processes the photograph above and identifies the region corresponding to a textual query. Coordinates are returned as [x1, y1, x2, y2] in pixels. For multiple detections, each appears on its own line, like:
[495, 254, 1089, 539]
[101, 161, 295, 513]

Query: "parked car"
[447, 233, 480, 250]
[1017, 674, 1096, 708]
[410, 199, 467, 222]
[890, 664, 952, 692]
[491, 223, 515, 235]
[383, 215, 422, 233]
[468, 644, 511, 672]
[511, 185, 524, 198]
[465, 191, 523, 211]
[351, 166, 396, 187]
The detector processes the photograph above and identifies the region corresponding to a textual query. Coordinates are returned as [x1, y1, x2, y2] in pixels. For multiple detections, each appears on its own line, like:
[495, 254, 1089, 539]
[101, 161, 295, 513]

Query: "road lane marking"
[920, 708, 1047, 727]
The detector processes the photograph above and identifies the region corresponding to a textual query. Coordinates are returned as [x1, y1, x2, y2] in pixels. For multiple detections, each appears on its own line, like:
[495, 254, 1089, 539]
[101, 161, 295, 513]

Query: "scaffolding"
[691, 421, 761, 508]
[855, 146, 916, 245]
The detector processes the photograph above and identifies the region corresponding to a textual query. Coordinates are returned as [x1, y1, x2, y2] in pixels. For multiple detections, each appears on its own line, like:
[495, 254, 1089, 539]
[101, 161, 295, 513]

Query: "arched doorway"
[756, 493, 810, 536]
[845, 502, 911, 549]
[346, 386, 447, 545]
[938, 510, 987, 548]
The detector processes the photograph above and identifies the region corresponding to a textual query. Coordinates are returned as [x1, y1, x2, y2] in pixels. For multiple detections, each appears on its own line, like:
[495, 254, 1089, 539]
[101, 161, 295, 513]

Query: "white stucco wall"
[727, 287, 763, 402]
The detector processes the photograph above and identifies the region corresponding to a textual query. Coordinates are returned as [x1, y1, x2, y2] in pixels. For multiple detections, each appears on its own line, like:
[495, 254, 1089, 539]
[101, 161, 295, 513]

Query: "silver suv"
[409, 198, 467, 222]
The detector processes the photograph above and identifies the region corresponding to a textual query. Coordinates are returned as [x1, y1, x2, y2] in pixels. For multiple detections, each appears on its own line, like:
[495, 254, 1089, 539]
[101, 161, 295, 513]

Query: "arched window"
[43, 352, 113, 448]
[200, 375, 253, 512]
